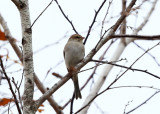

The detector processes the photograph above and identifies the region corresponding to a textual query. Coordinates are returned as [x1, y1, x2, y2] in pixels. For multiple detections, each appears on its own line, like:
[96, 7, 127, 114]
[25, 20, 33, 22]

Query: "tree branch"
[76, 42, 159, 113]
[84, 0, 107, 45]
[100, 0, 113, 37]
[126, 91, 160, 114]
[111, 34, 160, 40]
[133, 42, 160, 66]
[79, 0, 156, 113]
[54, 0, 78, 34]
[35, 0, 137, 110]
[91, 58, 160, 80]
[30, 0, 54, 28]
[0, 56, 22, 114]
[15, 0, 35, 113]
[1, 6, 63, 114]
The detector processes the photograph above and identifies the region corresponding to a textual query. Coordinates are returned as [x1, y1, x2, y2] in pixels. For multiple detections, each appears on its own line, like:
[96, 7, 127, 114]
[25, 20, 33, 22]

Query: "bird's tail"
[72, 74, 82, 99]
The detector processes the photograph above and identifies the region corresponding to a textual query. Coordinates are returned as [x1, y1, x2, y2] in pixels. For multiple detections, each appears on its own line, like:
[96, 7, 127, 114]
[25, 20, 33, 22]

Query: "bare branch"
[11, 0, 26, 10]
[70, 94, 75, 114]
[79, 1, 138, 112]
[54, 0, 78, 34]
[35, 0, 137, 110]
[81, 39, 116, 89]
[133, 42, 160, 66]
[0, 13, 22, 60]
[111, 34, 160, 40]
[109, 85, 160, 91]
[12, 77, 23, 110]
[100, 0, 113, 37]
[120, 0, 127, 45]
[79, 0, 158, 113]
[134, 0, 158, 34]
[0, 56, 22, 114]
[126, 91, 160, 114]
[91, 58, 160, 80]
[62, 40, 115, 109]
[0, 8, 62, 114]
[76, 42, 159, 113]
[30, 0, 54, 28]
[84, 0, 107, 45]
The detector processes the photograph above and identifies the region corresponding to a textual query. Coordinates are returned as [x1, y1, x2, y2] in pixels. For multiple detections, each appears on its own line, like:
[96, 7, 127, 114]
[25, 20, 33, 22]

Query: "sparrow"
[63, 34, 85, 99]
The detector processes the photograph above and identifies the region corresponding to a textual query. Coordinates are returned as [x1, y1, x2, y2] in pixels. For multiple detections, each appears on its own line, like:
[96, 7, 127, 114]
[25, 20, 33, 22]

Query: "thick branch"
[112, 34, 160, 40]
[0, 13, 22, 60]
[35, 0, 137, 110]
[16, 0, 35, 113]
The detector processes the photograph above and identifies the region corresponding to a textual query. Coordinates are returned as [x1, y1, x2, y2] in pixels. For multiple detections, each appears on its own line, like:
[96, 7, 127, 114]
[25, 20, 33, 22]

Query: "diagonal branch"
[30, 0, 54, 28]
[133, 42, 160, 66]
[126, 91, 160, 114]
[0, 56, 22, 114]
[54, 0, 78, 34]
[35, 0, 137, 110]
[84, 0, 107, 45]
[76, 42, 159, 113]
[79, 0, 158, 113]
[134, 0, 158, 34]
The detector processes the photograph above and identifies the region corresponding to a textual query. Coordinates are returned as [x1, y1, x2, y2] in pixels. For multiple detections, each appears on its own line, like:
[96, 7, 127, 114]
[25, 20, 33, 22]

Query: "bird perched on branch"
[63, 34, 85, 99]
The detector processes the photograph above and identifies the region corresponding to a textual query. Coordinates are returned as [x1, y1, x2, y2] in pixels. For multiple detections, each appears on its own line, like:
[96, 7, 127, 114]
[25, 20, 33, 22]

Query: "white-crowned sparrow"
[63, 34, 85, 99]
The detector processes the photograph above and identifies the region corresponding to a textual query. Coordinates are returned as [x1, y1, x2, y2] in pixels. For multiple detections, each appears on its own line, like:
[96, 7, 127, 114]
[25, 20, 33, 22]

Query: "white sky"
[0, 0, 160, 114]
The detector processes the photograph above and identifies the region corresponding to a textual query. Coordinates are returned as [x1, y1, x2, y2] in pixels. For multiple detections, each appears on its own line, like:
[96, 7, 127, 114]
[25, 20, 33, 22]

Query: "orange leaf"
[37, 109, 44, 113]
[40, 104, 44, 107]
[0, 30, 7, 41]
[0, 98, 14, 106]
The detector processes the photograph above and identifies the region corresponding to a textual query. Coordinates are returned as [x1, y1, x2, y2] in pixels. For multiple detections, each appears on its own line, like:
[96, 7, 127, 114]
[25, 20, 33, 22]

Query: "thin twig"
[30, 0, 54, 28]
[133, 42, 160, 66]
[100, 0, 113, 37]
[70, 94, 75, 114]
[94, 102, 105, 113]
[133, 0, 158, 35]
[75, 42, 159, 113]
[126, 91, 160, 114]
[0, 56, 22, 114]
[54, 0, 78, 34]
[12, 77, 23, 110]
[91, 59, 160, 80]
[109, 85, 160, 91]
[84, 0, 107, 45]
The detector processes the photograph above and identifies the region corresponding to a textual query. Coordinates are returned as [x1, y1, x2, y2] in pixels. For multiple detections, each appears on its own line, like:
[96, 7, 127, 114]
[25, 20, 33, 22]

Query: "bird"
[63, 34, 85, 99]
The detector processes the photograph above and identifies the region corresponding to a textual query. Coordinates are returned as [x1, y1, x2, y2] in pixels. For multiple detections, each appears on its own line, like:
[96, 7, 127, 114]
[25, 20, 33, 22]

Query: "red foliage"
[0, 98, 14, 106]
[0, 30, 7, 41]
